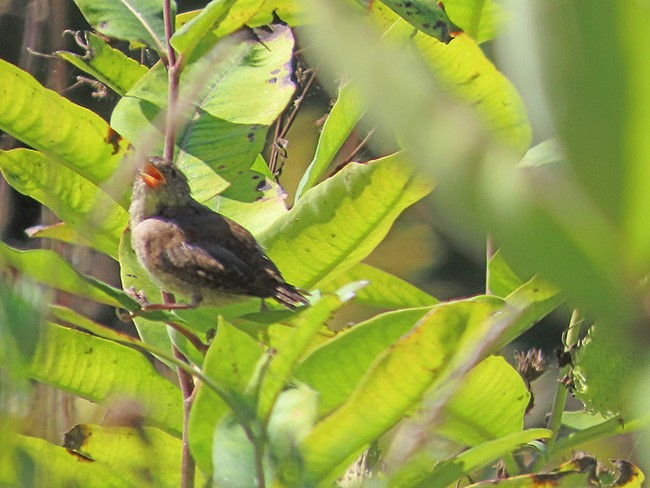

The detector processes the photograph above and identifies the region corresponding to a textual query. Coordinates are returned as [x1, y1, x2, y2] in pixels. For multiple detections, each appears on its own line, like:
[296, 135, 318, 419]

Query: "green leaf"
[189, 318, 263, 475]
[247, 0, 313, 26]
[294, 307, 433, 417]
[368, 2, 531, 153]
[0, 149, 128, 258]
[390, 428, 552, 488]
[62, 424, 197, 487]
[267, 385, 319, 463]
[532, 2, 626, 224]
[0, 322, 182, 434]
[256, 296, 342, 422]
[295, 81, 367, 200]
[318, 263, 438, 309]
[260, 153, 433, 289]
[57, 32, 149, 96]
[212, 415, 264, 487]
[0, 279, 46, 381]
[0, 435, 132, 487]
[73, 0, 171, 53]
[378, 0, 458, 43]
[0, 58, 131, 185]
[487, 250, 525, 298]
[434, 355, 529, 446]
[171, 0, 263, 57]
[293, 299, 502, 484]
[113, 24, 296, 205]
[444, 0, 509, 43]
[572, 324, 638, 415]
[0, 242, 130, 308]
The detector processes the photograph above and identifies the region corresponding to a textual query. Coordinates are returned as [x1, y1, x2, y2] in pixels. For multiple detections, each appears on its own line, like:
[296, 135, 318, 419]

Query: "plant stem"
[163, 0, 179, 162]
[485, 234, 494, 295]
[531, 309, 582, 471]
[173, 344, 196, 488]
[164, 291, 196, 488]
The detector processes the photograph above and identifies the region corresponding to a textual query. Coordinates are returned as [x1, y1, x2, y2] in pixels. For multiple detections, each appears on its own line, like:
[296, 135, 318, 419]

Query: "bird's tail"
[273, 283, 310, 310]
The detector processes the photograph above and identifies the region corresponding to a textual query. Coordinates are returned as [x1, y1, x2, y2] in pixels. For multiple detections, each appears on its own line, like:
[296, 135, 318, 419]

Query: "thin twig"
[340, 126, 377, 164]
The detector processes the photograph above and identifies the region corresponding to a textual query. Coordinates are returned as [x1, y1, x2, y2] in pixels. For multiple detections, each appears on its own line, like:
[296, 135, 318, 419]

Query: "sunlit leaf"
[260, 153, 433, 289]
[0, 149, 127, 258]
[0, 322, 182, 434]
[0, 58, 131, 185]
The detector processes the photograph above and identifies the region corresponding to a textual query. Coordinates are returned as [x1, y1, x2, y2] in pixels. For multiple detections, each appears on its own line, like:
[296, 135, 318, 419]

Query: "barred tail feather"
[273, 283, 309, 310]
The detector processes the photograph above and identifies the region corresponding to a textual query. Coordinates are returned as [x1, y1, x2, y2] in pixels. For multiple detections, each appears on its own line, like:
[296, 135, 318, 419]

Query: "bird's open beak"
[140, 160, 166, 188]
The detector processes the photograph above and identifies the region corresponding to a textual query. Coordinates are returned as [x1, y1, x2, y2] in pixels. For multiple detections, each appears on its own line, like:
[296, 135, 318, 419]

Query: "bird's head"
[130, 157, 193, 222]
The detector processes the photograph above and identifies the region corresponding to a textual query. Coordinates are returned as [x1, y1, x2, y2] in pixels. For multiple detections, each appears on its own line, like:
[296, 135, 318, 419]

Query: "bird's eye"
[169, 168, 178, 179]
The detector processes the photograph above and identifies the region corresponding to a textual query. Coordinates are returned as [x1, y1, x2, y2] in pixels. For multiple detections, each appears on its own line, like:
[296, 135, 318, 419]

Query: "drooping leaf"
[367, 2, 531, 153]
[0, 149, 128, 258]
[0, 242, 133, 308]
[112, 24, 296, 203]
[293, 299, 502, 484]
[0, 322, 182, 434]
[0, 58, 131, 185]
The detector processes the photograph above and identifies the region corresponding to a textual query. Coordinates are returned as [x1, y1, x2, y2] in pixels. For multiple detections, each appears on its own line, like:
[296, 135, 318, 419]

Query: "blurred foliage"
[0, 0, 648, 486]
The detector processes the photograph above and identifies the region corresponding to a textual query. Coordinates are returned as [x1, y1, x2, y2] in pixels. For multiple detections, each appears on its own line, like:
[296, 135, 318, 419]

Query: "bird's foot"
[118, 289, 201, 320]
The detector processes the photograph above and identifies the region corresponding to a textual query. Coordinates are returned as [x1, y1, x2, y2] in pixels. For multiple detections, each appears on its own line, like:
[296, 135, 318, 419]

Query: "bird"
[128, 157, 308, 310]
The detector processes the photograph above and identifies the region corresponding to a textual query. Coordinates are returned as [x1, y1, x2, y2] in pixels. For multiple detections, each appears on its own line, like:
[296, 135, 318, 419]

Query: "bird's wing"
[161, 238, 266, 295]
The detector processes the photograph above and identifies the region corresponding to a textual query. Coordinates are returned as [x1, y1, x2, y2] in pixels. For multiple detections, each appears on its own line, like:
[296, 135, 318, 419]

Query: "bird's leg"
[119, 290, 203, 320]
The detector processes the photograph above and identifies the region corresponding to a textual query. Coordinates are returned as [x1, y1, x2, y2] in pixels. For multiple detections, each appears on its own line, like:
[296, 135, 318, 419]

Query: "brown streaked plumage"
[129, 157, 308, 309]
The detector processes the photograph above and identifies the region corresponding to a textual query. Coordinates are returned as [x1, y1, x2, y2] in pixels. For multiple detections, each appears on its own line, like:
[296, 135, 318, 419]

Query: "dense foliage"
[0, 1, 648, 487]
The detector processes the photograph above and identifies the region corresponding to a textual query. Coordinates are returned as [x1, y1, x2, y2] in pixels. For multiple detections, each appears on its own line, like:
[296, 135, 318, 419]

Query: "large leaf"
[368, 2, 531, 153]
[0, 322, 182, 434]
[73, 0, 171, 53]
[0, 58, 131, 185]
[0, 149, 128, 258]
[434, 355, 529, 446]
[112, 24, 296, 203]
[260, 152, 433, 289]
[293, 298, 502, 484]
[294, 307, 433, 417]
